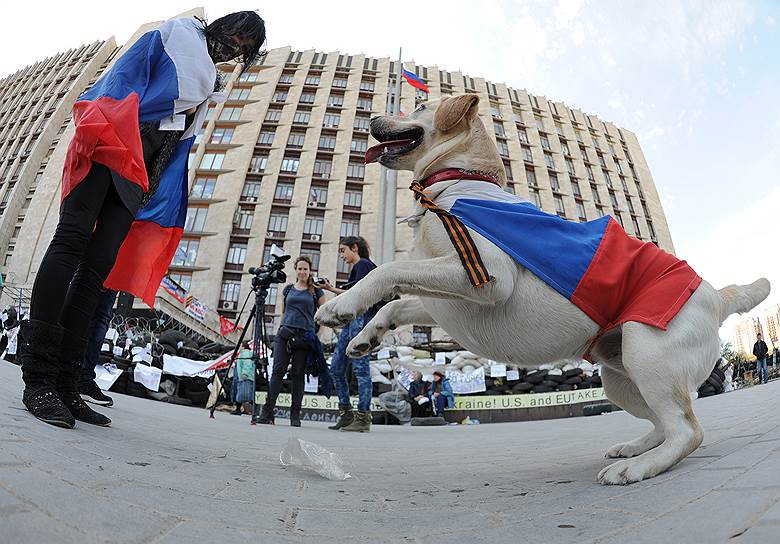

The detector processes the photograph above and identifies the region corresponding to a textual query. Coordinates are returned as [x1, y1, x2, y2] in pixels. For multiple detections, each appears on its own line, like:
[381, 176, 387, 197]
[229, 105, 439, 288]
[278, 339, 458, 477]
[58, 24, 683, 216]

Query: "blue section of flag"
[449, 199, 609, 299]
[402, 68, 430, 93]
[136, 136, 194, 228]
[80, 29, 179, 123]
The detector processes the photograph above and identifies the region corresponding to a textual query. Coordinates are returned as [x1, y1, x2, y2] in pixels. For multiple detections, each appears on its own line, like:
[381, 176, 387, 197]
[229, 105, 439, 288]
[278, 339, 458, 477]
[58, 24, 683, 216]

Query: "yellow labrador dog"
[316, 94, 769, 485]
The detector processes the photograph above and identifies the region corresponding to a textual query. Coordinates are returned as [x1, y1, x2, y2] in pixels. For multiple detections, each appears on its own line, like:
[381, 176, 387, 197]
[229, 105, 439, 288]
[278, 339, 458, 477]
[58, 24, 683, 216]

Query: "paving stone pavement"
[1, 360, 780, 543]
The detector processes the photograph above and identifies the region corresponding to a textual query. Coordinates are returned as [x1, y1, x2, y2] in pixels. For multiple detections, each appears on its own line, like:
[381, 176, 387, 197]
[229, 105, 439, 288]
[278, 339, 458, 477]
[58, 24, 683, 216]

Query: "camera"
[248, 244, 290, 288]
[313, 276, 328, 286]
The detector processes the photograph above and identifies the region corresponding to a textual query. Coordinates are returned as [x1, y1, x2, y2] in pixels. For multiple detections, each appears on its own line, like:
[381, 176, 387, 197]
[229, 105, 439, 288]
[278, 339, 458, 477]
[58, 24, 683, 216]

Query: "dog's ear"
[433, 94, 480, 132]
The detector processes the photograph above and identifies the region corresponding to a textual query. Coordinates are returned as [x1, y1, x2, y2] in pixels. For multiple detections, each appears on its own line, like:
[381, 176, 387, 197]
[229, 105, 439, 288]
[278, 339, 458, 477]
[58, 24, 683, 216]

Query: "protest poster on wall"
[185, 295, 208, 322]
[446, 366, 486, 394]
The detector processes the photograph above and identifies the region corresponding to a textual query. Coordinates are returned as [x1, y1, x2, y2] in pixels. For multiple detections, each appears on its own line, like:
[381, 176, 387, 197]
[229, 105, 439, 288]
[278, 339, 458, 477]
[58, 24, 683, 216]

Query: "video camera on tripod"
[248, 244, 290, 288]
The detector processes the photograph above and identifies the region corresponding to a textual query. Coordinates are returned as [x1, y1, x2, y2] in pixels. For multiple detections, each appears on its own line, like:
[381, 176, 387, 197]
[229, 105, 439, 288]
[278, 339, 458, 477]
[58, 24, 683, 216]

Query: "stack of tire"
[697, 365, 726, 398]
[488, 364, 603, 396]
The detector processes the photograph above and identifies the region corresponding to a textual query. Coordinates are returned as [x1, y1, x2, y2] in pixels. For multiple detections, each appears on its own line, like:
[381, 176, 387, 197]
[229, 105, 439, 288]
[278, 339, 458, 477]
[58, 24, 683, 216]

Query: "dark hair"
[199, 11, 267, 72]
[339, 236, 370, 259]
[241, 341, 250, 350]
[294, 256, 315, 293]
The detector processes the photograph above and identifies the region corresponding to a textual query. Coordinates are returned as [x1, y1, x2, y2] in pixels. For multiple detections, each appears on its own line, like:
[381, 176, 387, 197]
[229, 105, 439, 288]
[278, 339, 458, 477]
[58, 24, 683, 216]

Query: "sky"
[2, 0, 778, 343]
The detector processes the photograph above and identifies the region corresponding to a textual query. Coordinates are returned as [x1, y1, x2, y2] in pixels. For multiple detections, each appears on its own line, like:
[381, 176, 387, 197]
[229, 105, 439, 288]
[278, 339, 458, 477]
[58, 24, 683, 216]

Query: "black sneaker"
[61, 392, 111, 427]
[78, 380, 114, 407]
[23, 387, 76, 429]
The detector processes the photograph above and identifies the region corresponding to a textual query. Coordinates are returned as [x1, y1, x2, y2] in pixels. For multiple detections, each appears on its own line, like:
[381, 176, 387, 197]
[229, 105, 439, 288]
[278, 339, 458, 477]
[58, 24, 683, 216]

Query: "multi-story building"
[0, 12, 676, 342]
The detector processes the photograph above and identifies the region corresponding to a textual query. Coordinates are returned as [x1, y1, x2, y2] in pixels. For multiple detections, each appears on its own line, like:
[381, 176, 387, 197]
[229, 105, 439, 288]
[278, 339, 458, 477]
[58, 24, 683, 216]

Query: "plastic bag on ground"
[378, 379, 412, 423]
[280, 438, 352, 481]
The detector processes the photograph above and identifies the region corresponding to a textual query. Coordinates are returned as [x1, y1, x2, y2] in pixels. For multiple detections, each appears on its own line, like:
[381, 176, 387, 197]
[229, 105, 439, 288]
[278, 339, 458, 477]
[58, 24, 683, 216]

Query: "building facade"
[0, 15, 676, 340]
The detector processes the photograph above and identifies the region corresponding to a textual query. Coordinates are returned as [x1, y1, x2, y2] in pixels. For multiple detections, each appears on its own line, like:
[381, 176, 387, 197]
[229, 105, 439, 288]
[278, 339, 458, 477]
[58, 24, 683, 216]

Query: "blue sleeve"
[351, 260, 376, 283]
[315, 288, 325, 300]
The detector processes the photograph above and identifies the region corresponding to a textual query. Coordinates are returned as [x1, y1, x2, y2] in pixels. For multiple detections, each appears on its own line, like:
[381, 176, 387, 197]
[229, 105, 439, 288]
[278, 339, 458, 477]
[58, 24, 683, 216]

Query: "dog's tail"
[718, 278, 771, 323]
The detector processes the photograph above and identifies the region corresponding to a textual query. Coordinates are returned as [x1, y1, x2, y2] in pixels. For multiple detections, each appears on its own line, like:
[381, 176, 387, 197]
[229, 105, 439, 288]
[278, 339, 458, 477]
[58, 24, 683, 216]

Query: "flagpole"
[381, 48, 403, 264]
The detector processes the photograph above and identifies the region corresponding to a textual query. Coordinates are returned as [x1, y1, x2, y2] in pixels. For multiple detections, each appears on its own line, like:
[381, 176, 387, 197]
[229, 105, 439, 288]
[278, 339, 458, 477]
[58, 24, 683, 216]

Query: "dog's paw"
[346, 337, 375, 358]
[315, 298, 356, 328]
[605, 442, 642, 459]
[597, 459, 649, 485]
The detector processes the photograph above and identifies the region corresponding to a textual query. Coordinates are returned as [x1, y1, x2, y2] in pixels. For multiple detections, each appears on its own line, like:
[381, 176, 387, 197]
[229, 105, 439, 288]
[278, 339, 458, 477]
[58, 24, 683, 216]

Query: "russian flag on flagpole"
[401, 68, 429, 93]
[62, 17, 220, 307]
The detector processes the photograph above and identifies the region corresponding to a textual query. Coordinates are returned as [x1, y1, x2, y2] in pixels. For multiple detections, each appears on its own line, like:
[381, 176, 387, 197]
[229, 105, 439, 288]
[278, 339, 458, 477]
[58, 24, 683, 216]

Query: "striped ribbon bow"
[409, 181, 490, 287]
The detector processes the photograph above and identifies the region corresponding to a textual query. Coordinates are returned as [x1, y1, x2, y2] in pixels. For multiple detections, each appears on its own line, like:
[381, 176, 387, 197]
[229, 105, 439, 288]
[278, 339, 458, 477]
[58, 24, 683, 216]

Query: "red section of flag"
[219, 315, 241, 336]
[104, 222, 183, 307]
[401, 69, 430, 93]
[62, 94, 148, 201]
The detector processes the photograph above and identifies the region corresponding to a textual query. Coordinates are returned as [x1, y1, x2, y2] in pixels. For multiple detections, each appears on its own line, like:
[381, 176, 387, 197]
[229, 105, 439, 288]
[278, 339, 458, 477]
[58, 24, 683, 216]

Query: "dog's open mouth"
[364, 127, 424, 164]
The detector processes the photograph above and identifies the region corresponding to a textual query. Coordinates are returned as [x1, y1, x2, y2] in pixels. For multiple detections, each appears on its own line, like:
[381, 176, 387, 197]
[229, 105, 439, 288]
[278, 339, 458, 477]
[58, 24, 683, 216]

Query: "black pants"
[265, 328, 309, 414]
[30, 163, 134, 340]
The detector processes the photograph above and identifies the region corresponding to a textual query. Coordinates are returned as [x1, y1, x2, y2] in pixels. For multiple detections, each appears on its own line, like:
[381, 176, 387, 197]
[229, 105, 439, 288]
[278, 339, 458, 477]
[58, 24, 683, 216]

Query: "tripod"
[209, 254, 288, 422]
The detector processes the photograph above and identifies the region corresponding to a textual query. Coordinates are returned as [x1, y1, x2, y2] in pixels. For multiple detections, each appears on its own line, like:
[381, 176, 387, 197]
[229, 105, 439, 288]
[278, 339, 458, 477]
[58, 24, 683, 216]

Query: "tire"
[546, 374, 565, 384]
[563, 368, 583, 378]
[532, 385, 554, 393]
[411, 416, 447, 426]
[564, 376, 582, 385]
[159, 329, 187, 346]
[706, 373, 724, 391]
[712, 367, 725, 381]
[541, 380, 558, 388]
[526, 370, 548, 385]
[557, 384, 573, 391]
[512, 382, 533, 393]
[698, 384, 716, 396]
[591, 376, 603, 387]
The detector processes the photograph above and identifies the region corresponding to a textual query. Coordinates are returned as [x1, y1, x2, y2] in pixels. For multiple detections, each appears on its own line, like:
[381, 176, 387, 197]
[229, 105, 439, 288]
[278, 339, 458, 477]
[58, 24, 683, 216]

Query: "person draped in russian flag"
[18, 12, 266, 429]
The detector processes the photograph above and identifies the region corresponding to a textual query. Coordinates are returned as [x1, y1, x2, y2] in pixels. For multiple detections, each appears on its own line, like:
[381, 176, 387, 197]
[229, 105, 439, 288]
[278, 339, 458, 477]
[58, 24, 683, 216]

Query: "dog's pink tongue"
[364, 139, 414, 164]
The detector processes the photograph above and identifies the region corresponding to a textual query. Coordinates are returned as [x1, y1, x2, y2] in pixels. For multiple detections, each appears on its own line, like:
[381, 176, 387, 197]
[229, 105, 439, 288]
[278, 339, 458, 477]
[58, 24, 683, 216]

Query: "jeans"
[30, 163, 134, 340]
[80, 289, 118, 383]
[266, 328, 309, 414]
[756, 357, 768, 384]
[433, 394, 447, 416]
[329, 311, 374, 412]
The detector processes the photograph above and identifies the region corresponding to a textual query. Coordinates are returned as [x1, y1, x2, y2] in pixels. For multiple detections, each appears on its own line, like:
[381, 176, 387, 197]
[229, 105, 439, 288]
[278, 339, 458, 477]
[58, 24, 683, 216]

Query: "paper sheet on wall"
[489, 363, 507, 378]
[506, 369, 520, 381]
[134, 364, 162, 391]
[376, 348, 391, 360]
[304, 375, 319, 393]
[435, 352, 447, 364]
[105, 328, 119, 342]
[94, 364, 122, 391]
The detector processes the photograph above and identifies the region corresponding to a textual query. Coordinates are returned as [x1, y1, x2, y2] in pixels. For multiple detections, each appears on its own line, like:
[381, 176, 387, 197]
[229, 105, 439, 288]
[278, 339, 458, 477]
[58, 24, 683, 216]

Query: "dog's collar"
[417, 168, 501, 189]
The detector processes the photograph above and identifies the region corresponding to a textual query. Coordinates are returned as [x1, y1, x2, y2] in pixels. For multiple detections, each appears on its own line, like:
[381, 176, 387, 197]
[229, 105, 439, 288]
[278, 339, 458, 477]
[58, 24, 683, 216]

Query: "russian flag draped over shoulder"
[64, 17, 219, 306]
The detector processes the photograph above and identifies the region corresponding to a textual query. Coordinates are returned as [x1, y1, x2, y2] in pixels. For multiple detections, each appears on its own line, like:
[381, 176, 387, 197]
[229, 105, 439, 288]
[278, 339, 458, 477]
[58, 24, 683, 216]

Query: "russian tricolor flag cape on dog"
[61, 17, 223, 306]
[412, 174, 702, 346]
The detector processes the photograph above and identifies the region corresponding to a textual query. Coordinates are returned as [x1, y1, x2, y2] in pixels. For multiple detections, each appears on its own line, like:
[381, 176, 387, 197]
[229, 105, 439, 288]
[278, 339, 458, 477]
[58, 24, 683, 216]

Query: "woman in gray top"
[258, 256, 325, 426]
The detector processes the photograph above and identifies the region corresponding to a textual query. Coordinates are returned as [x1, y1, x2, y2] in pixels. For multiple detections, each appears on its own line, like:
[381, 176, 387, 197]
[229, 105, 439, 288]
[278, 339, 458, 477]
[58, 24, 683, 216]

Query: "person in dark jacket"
[408, 371, 432, 418]
[258, 256, 325, 427]
[753, 333, 769, 384]
[429, 371, 455, 416]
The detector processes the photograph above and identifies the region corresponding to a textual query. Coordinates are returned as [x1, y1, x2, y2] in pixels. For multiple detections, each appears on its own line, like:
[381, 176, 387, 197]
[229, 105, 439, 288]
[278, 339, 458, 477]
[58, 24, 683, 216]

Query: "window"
[586, 165, 595, 181]
[172, 239, 199, 267]
[534, 116, 545, 131]
[490, 105, 501, 118]
[221, 279, 241, 303]
[544, 152, 555, 169]
[627, 197, 635, 214]
[299, 247, 321, 271]
[241, 181, 261, 199]
[609, 190, 619, 208]
[313, 160, 332, 178]
[274, 183, 294, 202]
[268, 213, 289, 233]
[647, 220, 657, 240]
[510, 124, 526, 143]
[617, 160, 625, 175]
[332, 78, 348, 88]
[614, 213, 624, 227]
[566, 157, 575, 176]
[598, 153, 607, 168]
[199, 152, 225, 170]
[299, 92, 316, 104]
[194, 127, 206, 144]
[238, 72, 258, 82]
[344, 190, 362, 209]
[631, 216, 641, 235]
[554, 195, 565, 216]
[257, 130, 275, 145]
[359, 80, 375, 92]
[287, 132, 305, 148]
[309, 186, 328, 206]
[323, 113, 340, 128]
[272, 91, 288, 103]
[353, 116, 370, 132]
[525, 167, 537, 187]
[356, 97, 373, 111]
[303, 215, 324, 235]
[280, 157, 300, 173]
[168, 272, 191, 292]
[319, 134, 336, 150]
[522, 145, 533, 163]
[540, 133, 550, 150]
[235, 209, 254, 230]
[579, 145, 588, 161]
[209, 127, 234, 144]
[347, 162, 365, 179]
[529, 188, 541, 207]
[293, 111, 311, 125]
[576, 201, 587, 221]
[340, 217, 360, 237]
[264, 109, 282, 122]
[591, 184, 601, 204]
[496, 140, 509, 157]
[549, 172, 560, 191]
[503, 161, 513, 181]
[185, 207, 208, 232]
[603, 170, 612, 187]
[249, 155, 267, 173]
[570, 179, 581, 197]
[621, 176, 630, 192]
[351, 138, 368, 153]
[205, 106, 215, 120]
[305, 75, 321, 85]
[190, 176, 217, 199]
[219, 107, 242, 121]
[555, 122, 564, 135]
[228, 88, 251, 100]
[560, 139, 570, 155]
[328, 94, 344, 107]
[279, 73, 294, 84]
[493, 121, 505, 137]
[226, 243, 247, 265]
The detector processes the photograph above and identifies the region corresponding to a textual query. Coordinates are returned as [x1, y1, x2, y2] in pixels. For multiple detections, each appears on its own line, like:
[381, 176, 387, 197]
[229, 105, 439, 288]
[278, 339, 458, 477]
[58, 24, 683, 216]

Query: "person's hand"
[433, 392, 440, 398]
[319, 278, 333, 291]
